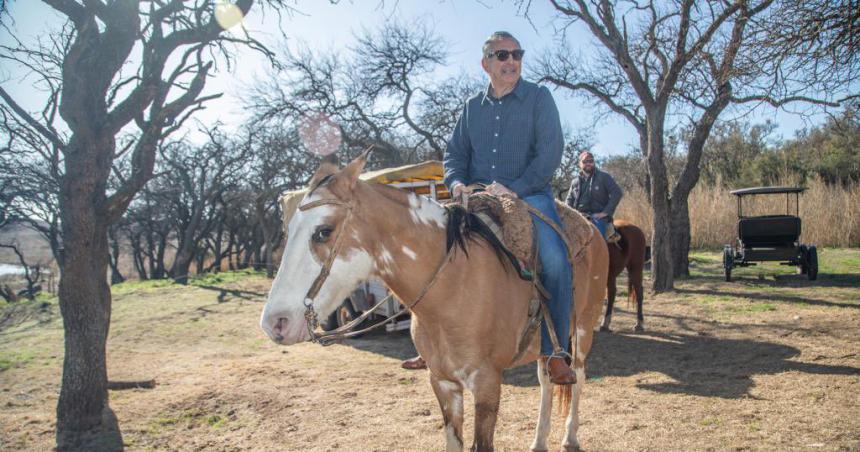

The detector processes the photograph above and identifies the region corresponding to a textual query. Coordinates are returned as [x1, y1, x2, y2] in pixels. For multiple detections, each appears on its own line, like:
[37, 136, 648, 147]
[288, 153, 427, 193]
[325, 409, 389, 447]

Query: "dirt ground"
[1, 250, 859, 451]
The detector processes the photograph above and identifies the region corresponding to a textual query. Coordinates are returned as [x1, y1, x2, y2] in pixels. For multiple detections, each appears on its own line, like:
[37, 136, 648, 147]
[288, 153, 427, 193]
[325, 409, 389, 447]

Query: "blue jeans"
[592, 216, 608, 239]
[523, 193, 573, 355]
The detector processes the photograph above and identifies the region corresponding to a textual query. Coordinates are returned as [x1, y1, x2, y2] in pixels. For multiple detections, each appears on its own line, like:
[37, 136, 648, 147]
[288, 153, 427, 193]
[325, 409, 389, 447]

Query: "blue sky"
[1, 1, 835, 157]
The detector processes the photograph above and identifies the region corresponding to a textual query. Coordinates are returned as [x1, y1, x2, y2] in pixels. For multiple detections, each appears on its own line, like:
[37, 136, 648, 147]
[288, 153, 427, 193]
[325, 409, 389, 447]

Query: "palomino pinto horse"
[601, 220, 647, 332]
[260, 153, 609, 451]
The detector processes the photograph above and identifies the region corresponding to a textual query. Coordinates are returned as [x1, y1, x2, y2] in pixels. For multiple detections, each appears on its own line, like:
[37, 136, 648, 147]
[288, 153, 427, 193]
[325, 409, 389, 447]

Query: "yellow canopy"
[280, 160, 446, 229]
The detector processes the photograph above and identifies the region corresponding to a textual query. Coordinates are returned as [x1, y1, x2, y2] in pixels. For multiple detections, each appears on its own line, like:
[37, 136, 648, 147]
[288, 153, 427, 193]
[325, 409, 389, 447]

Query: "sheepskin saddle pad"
[466, 193, 594, 269]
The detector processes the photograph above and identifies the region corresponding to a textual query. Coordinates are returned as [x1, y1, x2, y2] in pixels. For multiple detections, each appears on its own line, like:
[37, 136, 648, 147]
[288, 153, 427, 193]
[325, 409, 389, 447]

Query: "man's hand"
[451, 182, 473, 199]
[592, 212, 608, 220]
[487, 182, 517, 198]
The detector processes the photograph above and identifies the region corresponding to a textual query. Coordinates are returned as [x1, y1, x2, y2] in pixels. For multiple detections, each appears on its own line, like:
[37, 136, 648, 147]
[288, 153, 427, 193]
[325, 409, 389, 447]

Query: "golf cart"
[723, 186, 817, 282]
[280, 160, 450, 333]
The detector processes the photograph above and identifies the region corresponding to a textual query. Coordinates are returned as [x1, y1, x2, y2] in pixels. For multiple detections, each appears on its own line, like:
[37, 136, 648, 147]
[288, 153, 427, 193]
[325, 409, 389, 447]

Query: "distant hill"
[0, 222, 54, 266]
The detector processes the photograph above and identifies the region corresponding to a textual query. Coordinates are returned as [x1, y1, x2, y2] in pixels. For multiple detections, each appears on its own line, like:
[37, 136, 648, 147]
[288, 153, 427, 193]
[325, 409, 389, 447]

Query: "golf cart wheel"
[797, 245, 808, 275]
[723, 245, 733, 282]
[807, 246, 818, 281]
[321, 299, 363, 333]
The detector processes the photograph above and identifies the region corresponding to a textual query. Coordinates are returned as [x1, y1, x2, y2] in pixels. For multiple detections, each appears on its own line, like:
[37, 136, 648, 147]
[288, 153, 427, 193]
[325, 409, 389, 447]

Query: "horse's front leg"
[561, 363, 587, 451]
[530, 359, 554, 452]
[471, 371, 501, 452]
[430, 374, 465, 452]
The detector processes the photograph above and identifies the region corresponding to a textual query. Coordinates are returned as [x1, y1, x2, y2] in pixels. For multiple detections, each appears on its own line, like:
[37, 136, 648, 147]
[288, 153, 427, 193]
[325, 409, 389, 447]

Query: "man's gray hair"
[482, 31, 521, 57]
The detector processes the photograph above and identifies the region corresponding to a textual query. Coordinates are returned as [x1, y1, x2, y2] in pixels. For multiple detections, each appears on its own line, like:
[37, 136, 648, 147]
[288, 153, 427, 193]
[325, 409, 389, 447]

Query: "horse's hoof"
[560, 443, 582, 452]
[634, 324, 645, 333]
[530, 448, 548, 452]
[599, 325, 612, 333]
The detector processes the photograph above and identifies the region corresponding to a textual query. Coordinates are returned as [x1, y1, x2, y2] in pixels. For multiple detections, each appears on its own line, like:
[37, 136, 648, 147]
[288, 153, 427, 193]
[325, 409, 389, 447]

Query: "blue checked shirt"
[443, 79, 564, 198]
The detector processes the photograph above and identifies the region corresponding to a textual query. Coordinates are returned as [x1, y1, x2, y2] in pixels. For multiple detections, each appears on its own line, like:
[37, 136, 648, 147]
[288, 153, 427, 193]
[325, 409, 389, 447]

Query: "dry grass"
[1, 251, 859, 451]
[615, 178, 860, 248]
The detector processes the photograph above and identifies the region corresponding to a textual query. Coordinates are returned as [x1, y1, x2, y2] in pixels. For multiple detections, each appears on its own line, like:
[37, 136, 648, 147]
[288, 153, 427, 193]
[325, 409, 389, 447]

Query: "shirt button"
[496, 116, 500, 120]
[491, 165, 495, 169]
[494, 133, 498, 137]
[492, 149, 497, 153]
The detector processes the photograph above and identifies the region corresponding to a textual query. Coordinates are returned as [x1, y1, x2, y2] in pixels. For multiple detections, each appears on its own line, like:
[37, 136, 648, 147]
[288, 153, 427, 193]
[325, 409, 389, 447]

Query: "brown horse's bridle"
[296, 195, 455, 344]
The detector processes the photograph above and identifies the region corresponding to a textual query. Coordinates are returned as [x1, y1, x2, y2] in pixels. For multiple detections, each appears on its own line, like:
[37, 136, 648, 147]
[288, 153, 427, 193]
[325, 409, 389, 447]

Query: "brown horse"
[601, 220, 647, 332]
[260, 153, 609, 451]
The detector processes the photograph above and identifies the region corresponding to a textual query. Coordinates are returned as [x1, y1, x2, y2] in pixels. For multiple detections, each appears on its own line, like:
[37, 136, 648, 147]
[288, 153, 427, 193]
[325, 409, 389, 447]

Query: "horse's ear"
[340, 148, 371, 189]
[309, 154, 339, 188]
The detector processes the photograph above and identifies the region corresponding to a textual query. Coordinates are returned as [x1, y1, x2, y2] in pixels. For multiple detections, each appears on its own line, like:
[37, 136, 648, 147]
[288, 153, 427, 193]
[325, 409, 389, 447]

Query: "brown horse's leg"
[471, 372, 501, 452]
[629, 264, 645, 332]
[600, 276, 617, 332]
[530, 359, 554, 452]
[430, 375, 465, 452]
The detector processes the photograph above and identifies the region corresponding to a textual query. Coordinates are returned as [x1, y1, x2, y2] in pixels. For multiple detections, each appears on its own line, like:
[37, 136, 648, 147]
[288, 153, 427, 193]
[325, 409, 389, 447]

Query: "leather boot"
[543, 355, 576, 385]
[401, 355, 427, 370]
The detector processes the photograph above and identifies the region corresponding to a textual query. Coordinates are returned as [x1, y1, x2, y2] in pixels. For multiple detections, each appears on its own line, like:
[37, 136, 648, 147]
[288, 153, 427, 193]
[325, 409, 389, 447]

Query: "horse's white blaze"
[260, 201, 373, 345]
[407, 193, 446, 228]
[401, 245, 418, 260]
[261, 205, 328, 342]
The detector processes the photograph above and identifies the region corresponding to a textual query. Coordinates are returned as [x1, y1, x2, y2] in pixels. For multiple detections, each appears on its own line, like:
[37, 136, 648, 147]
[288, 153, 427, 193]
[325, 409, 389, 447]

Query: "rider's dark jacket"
[565, 168, 623, 217]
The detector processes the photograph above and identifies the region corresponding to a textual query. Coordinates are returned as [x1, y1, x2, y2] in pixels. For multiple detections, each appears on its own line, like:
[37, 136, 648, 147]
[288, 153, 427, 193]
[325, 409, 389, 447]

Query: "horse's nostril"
[274, 317, 288, 335]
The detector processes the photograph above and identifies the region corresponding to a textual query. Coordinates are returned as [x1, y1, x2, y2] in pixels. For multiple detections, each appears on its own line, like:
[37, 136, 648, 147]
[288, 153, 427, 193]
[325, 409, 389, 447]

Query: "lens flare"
[215, 2, 244, 30]
[298, 113, 342, 156]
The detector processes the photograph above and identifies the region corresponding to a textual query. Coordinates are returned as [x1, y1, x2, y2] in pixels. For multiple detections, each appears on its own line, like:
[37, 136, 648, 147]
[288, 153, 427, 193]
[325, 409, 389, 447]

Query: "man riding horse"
[565, 151, 623, 239]
[403, 31, 576, 385]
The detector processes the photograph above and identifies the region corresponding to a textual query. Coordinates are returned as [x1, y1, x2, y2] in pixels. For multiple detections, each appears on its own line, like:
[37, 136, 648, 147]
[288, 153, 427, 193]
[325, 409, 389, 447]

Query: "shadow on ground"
[340, 328, 859, 400]
[676, 286, 860, 309]
[686, 272, 860, 289]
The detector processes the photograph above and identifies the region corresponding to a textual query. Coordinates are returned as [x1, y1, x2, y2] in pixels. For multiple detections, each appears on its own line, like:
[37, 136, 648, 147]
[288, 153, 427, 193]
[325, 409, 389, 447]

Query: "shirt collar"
[481, 79, 526, 105]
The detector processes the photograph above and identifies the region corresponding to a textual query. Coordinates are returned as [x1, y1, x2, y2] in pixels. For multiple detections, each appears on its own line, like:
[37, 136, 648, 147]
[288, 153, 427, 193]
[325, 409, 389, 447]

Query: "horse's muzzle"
[261, 314, 307, 345]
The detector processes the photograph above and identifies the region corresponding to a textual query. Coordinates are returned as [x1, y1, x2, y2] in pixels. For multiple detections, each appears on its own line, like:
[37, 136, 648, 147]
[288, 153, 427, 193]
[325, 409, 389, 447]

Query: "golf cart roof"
[280, 160, 446, 228]
[730, 186, 806, 196]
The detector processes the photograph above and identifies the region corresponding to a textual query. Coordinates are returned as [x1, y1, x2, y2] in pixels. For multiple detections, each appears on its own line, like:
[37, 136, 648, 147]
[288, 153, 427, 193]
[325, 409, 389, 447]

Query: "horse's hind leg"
[629, 264, 645, 332]
[471, 371, 501, 452]
[600, 275, 617, 332]
[430, 375, 465, 452]
[530, 360, 554, 452]
[561, 364, 586, 451]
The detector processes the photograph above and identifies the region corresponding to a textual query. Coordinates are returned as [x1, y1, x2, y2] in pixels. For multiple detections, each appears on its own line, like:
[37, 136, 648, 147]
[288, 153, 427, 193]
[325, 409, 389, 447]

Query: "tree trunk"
[108, 232, 125, 285]
[55, 146, 120, 450]
[645, 116, 674, 292]
[669, 196, 691, 278]
[171, 247, 194, 285]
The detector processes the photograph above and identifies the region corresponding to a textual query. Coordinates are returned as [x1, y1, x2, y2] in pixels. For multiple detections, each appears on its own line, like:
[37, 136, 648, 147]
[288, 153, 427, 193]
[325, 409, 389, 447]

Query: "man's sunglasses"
[486, 49, 525, 61]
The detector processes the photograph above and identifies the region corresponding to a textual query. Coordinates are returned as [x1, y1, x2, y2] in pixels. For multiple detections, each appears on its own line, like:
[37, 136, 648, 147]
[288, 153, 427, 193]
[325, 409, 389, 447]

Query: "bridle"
[296, 195, 455, 344]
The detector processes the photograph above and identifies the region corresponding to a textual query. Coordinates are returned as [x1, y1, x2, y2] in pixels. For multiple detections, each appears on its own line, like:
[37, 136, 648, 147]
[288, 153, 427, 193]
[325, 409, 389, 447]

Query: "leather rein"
[296, 196, 455, 345]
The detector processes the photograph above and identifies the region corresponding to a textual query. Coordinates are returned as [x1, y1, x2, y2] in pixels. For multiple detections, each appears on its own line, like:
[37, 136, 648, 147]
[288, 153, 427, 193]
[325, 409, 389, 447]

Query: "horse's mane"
[444, 204, 522, 276]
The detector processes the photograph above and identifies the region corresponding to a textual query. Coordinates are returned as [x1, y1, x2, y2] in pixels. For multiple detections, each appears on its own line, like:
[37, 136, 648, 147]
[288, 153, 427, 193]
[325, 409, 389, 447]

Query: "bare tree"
[252, 21, 475, 165]
[160, 130, 250, 284]
[0, 1, 292, 447]
[529, 0, 855, 286]
[0, 241, 44, 300]
[529, 0, 753, 290]
[246, 126, 315, 277]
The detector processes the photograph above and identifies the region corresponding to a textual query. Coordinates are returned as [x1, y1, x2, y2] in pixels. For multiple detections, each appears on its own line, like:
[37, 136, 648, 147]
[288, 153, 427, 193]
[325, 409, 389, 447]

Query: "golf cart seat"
[738, 215, 801, 247]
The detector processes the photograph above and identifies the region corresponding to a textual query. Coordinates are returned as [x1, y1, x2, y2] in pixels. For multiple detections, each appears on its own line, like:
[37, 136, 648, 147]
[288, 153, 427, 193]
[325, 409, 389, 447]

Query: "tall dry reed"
[613, 178, 860, 248]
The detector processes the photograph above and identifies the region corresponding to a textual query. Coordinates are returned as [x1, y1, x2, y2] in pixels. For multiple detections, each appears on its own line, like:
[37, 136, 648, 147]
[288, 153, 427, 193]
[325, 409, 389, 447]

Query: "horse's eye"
[312, 226, 334, 243]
